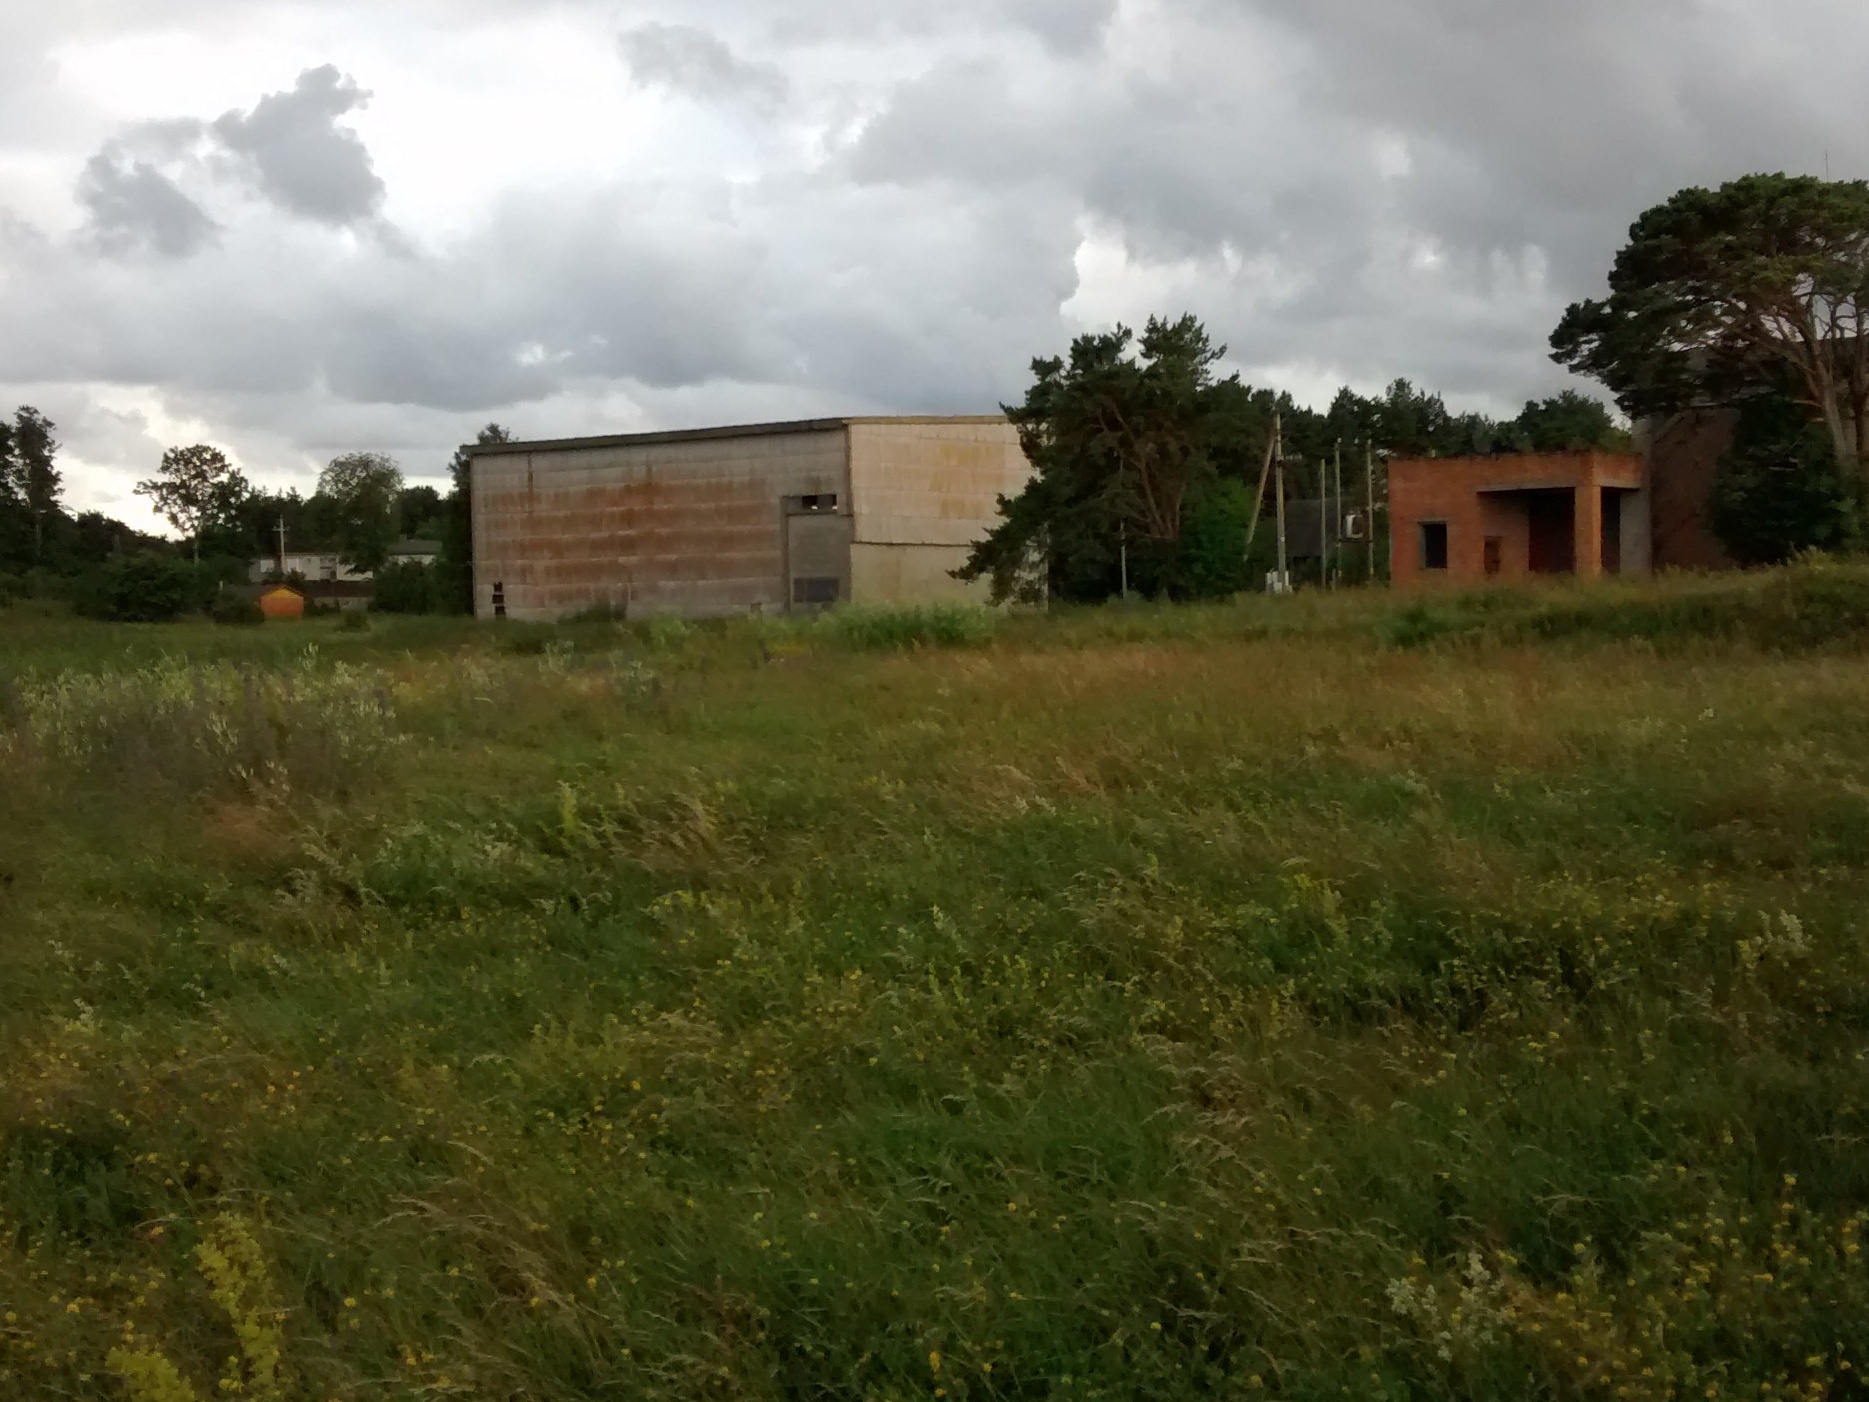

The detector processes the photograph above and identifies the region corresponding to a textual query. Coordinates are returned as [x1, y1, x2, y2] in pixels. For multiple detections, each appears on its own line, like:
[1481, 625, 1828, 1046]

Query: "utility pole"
[1274, 430, 1289, 593]
[1332, 440, 1344, 590]
[1364, 442, 1377, 583]
[1317, 458, 1329, 590]
[1242, 410, 1279, 575]
[275, 514, 288, 578]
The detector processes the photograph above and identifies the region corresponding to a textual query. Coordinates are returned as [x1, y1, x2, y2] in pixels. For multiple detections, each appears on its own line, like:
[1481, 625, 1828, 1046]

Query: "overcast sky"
[2, 0, 1863, 529]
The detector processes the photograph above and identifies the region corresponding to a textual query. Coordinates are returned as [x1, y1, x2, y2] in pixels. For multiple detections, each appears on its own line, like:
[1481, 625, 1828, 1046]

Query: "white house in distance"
[247, 539, 442, 584]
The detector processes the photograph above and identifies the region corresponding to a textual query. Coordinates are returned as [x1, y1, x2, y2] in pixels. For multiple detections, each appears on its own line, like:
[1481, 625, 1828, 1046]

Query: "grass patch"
[3, 565, 1869, 1399]
[822, 601, 999, 650]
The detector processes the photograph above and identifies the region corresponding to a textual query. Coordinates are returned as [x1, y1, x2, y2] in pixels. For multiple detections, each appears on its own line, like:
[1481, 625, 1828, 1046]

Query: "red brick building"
[1388, 417, 1735, 590]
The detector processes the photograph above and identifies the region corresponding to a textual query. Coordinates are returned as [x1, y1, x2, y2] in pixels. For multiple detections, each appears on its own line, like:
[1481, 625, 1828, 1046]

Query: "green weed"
[3, 564, 1869, 1398]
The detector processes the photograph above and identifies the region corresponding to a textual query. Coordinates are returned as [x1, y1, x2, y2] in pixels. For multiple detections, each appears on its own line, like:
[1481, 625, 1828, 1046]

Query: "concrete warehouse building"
[466, 416, 1033, 621]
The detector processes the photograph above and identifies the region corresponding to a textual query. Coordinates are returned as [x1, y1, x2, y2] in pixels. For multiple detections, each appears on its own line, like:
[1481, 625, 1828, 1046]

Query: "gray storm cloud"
[4, 0, 1867, 517]
[618, 23, 788, 111]
[77, 147, 220, 259]
[211, 65, 386, 226]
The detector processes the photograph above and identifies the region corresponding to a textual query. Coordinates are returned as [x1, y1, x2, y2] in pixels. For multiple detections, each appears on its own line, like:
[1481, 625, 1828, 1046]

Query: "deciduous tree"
[12, 408, 62, 563]
[136, 444, 249, 560]
[319, 451, 404, 573]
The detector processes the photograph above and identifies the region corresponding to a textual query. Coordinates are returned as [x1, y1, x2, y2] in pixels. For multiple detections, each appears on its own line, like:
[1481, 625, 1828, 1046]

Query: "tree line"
[967, 173, 1869, 602]
[960, 318, 1628, 603]
[0, 417, 513, 620]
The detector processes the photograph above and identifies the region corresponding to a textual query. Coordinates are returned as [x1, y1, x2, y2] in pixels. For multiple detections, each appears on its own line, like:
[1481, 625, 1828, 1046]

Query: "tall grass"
[822, 601, 998, 650]
[3, 565, 1869, 1399]
[0, 652, 398, 799]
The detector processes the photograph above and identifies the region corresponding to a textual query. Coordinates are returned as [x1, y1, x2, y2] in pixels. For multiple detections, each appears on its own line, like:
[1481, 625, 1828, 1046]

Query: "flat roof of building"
[462, 415, 1011, 459]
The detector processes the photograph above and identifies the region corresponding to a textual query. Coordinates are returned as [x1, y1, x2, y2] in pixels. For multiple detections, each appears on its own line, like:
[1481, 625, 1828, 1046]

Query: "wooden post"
[1364, 442, 1376, 583]
[1241, 411, 1279, 577]
[1332, 441, 1343, 589]
[1274, 435, 1289, 593]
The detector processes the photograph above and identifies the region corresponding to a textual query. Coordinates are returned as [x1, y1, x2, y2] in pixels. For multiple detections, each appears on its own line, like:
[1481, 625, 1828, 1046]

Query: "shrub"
[208, 592, 266, 626]
[72, 555, 216, 622]
[1712, 393, 1856, 564]
[1174, 478, 1255, 598]
[371, 559, 439, 614]
[825, 602, 997, 650]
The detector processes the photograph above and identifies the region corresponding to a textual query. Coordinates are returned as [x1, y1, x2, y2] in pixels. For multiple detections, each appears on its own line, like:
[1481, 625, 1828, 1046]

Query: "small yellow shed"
[259, 586, 306, 620]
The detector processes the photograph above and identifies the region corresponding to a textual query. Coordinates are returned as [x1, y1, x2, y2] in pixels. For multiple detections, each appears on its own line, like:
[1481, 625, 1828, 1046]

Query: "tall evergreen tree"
[1553, 173, 1869, 505]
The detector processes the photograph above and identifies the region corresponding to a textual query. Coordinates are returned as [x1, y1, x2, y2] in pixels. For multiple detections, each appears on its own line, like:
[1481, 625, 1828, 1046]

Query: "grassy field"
[3, 568, 1869, 1401]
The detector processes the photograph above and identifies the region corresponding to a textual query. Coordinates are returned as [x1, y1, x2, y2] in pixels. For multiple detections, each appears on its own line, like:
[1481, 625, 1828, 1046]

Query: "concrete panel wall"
[472, 429, 848, 621]
[1619, 491, 1653, 576]
[846, 419, 1032, 558]
[849, 542, 997, 605]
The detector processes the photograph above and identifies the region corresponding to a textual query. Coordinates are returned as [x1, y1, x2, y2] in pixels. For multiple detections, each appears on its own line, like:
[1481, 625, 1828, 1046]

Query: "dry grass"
[4, 568, 1869, 1400]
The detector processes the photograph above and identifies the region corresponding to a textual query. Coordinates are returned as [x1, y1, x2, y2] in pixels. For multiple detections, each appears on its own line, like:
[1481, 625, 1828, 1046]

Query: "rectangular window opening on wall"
[1484, 536, 1503, 578]
[1420, 521, 1449, 571]
[792, 576, 840, 605]
[783, 494, 840, 514]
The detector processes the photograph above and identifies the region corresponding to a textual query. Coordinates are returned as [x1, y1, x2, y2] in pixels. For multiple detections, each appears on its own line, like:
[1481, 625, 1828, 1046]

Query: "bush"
[208, 592, 266, 626]
[372, 559, 439, 614]
[1712, 393, 1857, 564]
[72, 555, 216, 623]
[1375, 565, 1869, 652]
[825, 602, 997, 650]
[1175, 478, 1255, 598]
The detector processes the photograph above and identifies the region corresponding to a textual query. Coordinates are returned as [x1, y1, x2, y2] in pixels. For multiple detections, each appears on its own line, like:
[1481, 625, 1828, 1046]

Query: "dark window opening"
[492, 581, 507, 619]
[785, 494, 840, 514]
[1483, 536, 1503, 578]
[792, 576, 840, 605]
[1420, 521, 1449, 571]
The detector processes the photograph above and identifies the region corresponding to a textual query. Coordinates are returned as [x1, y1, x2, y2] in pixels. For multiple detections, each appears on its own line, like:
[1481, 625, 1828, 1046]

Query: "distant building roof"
[391, 539, 442, 556]
[459, 415, 1011, 459]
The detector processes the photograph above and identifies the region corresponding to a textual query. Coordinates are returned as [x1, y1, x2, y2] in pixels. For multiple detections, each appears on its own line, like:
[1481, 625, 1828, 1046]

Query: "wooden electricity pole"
[1274, 434, 1289, 592]
[1332, 441, 1344, 590]
[1242, 410, 1279, 578]
[1364, 442, 1377, 582]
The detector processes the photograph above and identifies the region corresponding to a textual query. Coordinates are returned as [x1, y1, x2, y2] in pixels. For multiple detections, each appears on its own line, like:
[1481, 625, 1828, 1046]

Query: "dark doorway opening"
[1483, 537, 1502, 578]
[1600, 488, 1623, 574]
[1525, 490, 1575, 574]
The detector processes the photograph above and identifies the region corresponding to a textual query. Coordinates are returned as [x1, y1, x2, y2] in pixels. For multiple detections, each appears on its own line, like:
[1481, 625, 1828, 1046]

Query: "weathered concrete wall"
[472, 428, 847, 621]
[1389, 451, 1644, 590]
[1619, 490, 1653, 575]
[850, 543, 991, 604]
[846, 419, 1032, 604]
